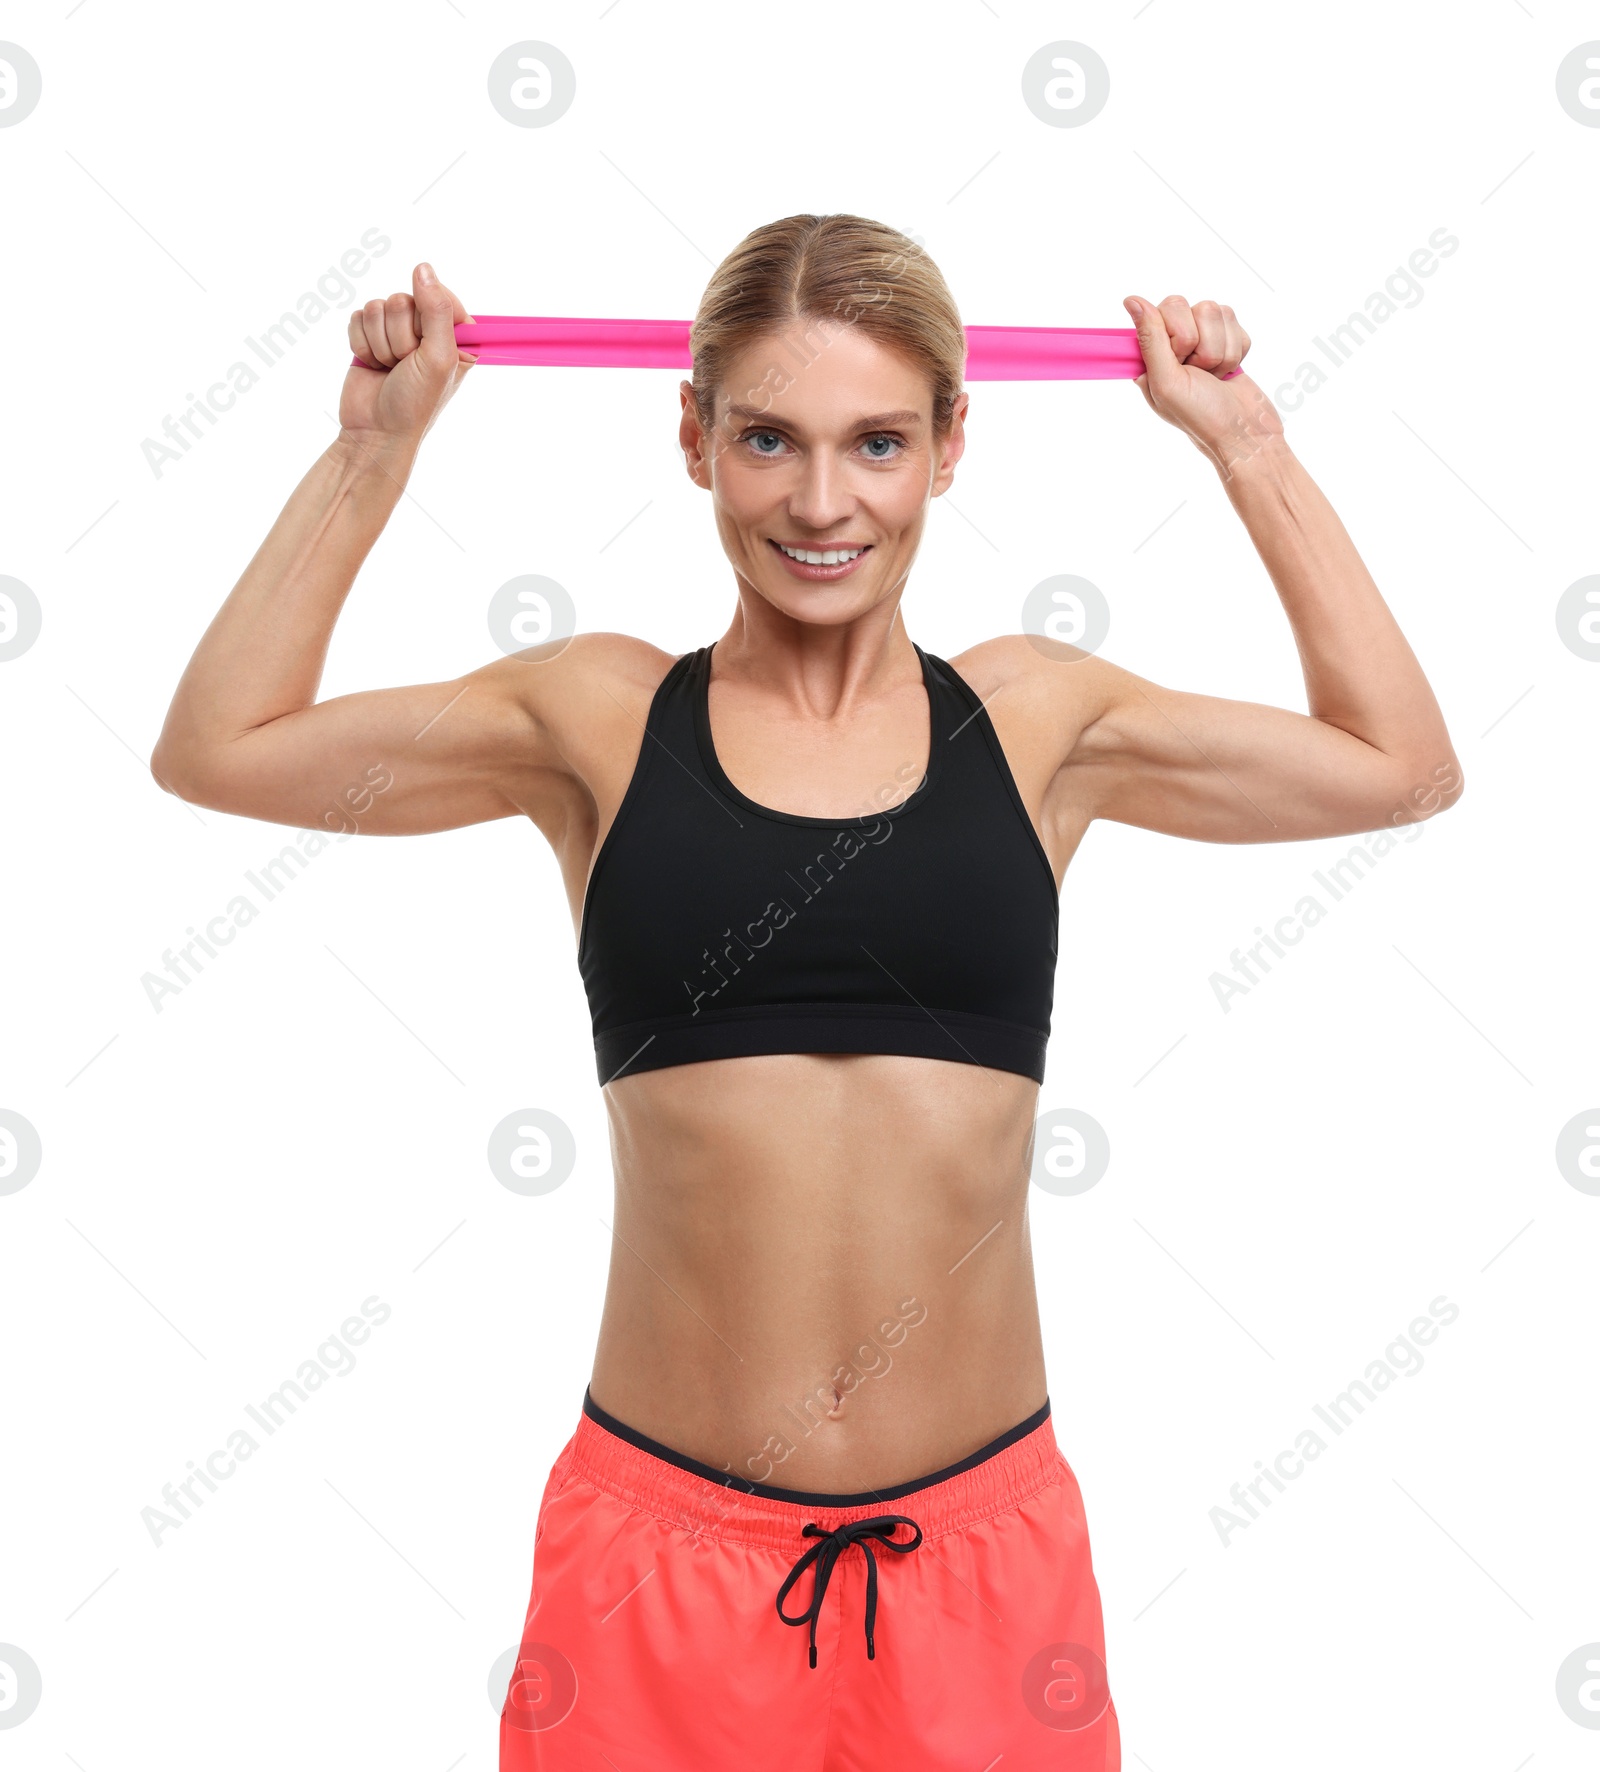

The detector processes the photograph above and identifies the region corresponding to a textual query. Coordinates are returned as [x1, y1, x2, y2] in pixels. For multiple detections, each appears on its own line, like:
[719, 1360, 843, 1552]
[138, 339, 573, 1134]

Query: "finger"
[1157, 294, 1199, 363]
[413, 261, 470, 370]
[384, 292, 421, 359]
[1219, 304, 1254, 380]
[1188, 300, 1230, 371]
[348, 308, 378, 369]
[435, 272, 478, 360]
[1122, 295, 1185, 396]
[412, 260, 472, 327]
[1219, 304, 1247, 377]
[439, 272, 473, 328]
[1220, 304, 1250, 377]
[360, 296, 397, 367]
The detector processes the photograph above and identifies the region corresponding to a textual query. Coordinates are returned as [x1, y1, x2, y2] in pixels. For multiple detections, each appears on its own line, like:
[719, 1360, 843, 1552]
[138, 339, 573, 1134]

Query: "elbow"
[1394, 753, 1465, 824]
[149, 741, 207, 805]
[148, 743, 179, 797]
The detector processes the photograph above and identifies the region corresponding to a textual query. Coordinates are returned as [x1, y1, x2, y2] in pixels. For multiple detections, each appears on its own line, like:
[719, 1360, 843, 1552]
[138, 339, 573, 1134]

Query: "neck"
[714, 592, 922, 714]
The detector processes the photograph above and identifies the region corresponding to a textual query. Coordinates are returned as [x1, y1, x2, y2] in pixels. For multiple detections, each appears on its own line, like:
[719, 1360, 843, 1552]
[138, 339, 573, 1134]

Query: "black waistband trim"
[581, 1387, 1052, 1508]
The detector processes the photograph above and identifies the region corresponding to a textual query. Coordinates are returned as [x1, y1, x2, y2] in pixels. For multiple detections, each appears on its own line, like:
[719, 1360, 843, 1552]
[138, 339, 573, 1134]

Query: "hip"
[500, 1391, 1118, 1769]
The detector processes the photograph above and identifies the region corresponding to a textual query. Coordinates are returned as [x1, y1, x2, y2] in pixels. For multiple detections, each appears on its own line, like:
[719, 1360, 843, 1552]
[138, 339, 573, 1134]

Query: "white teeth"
[779, 543, 863, 566]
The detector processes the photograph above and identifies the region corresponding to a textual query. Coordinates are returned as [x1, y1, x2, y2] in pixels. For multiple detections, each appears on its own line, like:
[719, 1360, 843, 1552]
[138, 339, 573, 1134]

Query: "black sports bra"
[577, 643, 1060, 1084]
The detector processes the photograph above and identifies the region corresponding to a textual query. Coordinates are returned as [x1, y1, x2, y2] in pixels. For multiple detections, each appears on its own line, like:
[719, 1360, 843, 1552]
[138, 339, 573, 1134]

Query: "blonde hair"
[688, 214, 965, 438]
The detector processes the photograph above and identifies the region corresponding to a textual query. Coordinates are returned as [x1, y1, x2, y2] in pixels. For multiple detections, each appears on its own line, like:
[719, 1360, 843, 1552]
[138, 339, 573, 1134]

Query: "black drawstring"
[774, 1514, 924, 1668]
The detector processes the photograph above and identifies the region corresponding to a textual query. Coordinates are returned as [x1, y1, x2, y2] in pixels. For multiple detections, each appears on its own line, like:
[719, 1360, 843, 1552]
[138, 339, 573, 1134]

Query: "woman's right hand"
[340, 262, 477, 447]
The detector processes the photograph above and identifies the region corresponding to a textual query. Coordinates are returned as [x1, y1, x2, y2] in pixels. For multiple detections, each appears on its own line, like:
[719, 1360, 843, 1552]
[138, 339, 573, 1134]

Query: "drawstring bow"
[775, 1514, 924, 1668]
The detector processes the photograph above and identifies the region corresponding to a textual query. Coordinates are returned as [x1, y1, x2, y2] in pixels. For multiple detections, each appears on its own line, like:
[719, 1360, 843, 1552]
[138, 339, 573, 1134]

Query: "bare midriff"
[588, 1050, 1049, 1494]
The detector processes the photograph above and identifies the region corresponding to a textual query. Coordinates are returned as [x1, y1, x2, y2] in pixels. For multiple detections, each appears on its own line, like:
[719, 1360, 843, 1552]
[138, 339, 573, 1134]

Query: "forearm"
[153, 429, 419, 769]
[1216, 433, 1457, 777]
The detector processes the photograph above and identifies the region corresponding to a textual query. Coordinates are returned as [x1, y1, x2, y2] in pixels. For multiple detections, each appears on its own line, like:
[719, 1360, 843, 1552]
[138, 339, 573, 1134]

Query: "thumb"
[1123, 296, 1182, 394]
[414, 261, 470, 370]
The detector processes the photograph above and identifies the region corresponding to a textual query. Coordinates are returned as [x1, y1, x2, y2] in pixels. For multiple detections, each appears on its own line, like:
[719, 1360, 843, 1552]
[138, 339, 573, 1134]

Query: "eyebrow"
[721, 404, 925, 430]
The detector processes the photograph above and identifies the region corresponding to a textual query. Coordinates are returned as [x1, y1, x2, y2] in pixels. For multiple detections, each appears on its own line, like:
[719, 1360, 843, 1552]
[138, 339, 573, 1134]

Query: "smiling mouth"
[769, 540, 871, 566]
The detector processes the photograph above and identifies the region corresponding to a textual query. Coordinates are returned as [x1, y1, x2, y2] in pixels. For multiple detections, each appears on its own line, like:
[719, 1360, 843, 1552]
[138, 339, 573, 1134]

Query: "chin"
[757, 582, 882, 626]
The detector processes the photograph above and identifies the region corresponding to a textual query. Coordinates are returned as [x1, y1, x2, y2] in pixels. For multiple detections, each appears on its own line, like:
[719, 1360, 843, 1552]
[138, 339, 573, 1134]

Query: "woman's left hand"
[1122, 294, 1283, 476]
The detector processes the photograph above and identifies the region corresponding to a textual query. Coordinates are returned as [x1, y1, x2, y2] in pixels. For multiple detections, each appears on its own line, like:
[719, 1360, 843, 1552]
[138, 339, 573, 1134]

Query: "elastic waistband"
[568, 1390, 1060, 1551]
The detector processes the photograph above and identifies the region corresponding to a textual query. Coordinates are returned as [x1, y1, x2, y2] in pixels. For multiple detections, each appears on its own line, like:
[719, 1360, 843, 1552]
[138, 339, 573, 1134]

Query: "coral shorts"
[499, 1392, 1120, 1769]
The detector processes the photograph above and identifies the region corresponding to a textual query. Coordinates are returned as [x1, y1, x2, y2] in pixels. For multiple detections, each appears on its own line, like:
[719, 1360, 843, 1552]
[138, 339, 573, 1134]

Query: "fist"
[340, 262, 477, 444]
[1122, 294, 1282, 476]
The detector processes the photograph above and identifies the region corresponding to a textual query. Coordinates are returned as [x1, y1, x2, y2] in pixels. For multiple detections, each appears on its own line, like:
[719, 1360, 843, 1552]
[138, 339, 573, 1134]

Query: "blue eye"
[740, 429, 903, 460]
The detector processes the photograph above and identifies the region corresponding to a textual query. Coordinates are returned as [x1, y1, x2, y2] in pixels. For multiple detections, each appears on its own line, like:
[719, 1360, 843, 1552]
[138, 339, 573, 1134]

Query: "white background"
[2, 3, 1597, 1767]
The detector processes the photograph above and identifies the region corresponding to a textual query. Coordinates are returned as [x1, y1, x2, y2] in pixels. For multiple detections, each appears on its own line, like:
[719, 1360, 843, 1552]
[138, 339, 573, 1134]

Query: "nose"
[786, 449, 855, 534]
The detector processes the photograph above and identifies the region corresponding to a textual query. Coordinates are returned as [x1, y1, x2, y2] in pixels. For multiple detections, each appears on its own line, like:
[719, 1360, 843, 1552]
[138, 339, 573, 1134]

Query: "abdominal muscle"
[588, 1050, 1049, 1494]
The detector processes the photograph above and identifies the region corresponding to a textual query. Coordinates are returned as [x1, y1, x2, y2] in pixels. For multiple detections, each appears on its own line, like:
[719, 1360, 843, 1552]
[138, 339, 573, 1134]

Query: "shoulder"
[423, 634, 676, 783]
[488, 630, 678, 689]
[471, 631, 677, 719]
[945, 632, 1076, 690]
[944, 633, 1133, 732]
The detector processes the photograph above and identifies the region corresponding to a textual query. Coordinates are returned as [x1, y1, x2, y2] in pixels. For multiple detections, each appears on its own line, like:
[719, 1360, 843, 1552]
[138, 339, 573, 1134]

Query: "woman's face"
[679, 319, 967, 627]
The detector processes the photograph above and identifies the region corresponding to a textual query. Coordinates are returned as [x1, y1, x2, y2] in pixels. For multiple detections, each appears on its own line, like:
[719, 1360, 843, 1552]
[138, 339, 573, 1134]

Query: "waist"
[566, 1388, 1062, 1549]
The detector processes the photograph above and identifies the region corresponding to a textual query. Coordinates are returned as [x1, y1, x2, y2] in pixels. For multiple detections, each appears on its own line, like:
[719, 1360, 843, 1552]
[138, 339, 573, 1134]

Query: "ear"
[929, 390, 969, 497]
[678, 378, 712, 490]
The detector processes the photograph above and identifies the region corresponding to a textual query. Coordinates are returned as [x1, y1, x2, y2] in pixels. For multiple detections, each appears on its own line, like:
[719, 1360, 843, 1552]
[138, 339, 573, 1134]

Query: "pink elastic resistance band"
[353, 317, 1149, 380]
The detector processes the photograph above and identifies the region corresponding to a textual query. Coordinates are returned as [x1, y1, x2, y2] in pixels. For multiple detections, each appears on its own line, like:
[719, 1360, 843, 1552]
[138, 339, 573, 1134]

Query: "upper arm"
[1063, 655, 1463, 843]
[954, 636, 1462, 852]
[150, 634, 670, 840]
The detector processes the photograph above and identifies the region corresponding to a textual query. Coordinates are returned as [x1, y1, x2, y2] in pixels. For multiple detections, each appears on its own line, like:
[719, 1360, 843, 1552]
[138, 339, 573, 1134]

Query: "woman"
[151, 214, 1462, 1769]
